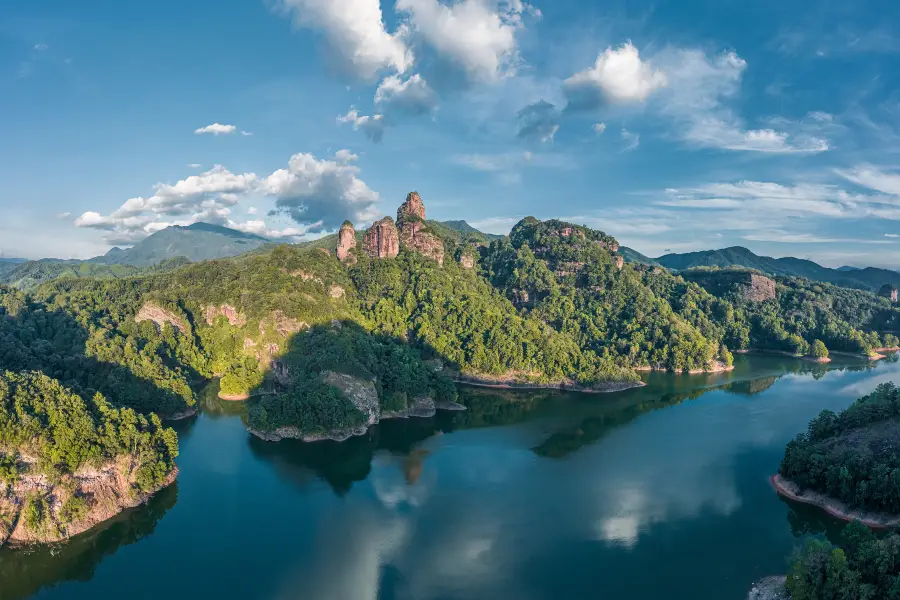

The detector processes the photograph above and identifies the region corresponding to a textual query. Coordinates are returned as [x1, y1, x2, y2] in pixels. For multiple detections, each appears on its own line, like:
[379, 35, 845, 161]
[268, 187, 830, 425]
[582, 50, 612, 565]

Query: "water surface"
[3, 355, 897, 600]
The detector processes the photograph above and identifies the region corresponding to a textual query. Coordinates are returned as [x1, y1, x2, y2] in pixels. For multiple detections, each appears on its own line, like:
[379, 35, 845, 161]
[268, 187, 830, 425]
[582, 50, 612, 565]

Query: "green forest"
[780, 382, 900, 513]
[2, 214, 900, 444]
[787, 521, 900, 599]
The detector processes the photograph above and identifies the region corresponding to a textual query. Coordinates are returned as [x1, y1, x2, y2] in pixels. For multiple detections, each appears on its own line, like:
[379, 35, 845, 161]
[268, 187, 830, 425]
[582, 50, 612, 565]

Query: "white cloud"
[194, 123, 238, 135]
[621, 128, 640, 151]
[56, 212, 72, 219]
[564, 42, 667, 110]
[396, 0, 537, 82]
[75, 151, 381, 244]
[334, 149, 359, 163]
[265, 152, 381, 232]
[188, 163, 203, 169]
[34, 43, 48, 51]
[516, 100, 560, 143]
[247, 206, 258, 215]
[338, 108, 386, 142]
[273, 0, 412, 80]
[839, 165, 900, 196]
[593, 122, 606, 135]
[240, 130, 253, 136]
[887, 233, 899, 238]
[656, 49, 829, 153]
[375, 73, 439, 116]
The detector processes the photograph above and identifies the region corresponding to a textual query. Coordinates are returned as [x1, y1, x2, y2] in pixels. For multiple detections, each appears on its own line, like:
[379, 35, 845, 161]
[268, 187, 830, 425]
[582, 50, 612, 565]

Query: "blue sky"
[3, 0, 900, 266]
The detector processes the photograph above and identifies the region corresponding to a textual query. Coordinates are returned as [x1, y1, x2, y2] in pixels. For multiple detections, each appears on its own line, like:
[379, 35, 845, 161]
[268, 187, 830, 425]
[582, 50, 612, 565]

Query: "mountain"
[620, 246, 661, 267]
[652, 246, 900, 292]
[438, 220, 504, 241]
[91, 222, 270, 267]
[0, 257, 28, 278]
[0, 257, 189, 291]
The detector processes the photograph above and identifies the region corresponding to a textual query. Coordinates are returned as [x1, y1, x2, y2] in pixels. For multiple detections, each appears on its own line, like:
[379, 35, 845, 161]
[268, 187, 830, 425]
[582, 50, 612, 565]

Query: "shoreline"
[248, 400, 469, 443]
[2, 467, 178, 549]
[771, 475, 900, 529]
[452, 376, 646, 393]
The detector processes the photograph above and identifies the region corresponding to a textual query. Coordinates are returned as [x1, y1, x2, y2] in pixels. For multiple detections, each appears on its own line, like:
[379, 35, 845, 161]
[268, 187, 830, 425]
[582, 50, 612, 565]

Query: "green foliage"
[787, 523, 900, 599]
[811, 339, 830, 359]
[59, 493, 90, 526]
[0, 452, 19, 486]
[720, 345, 734, 367]
[0, 371, 178, 493]
[780, 382, 900, 512]
[22, 493, 48, 533]
[247, 324, 457, 434]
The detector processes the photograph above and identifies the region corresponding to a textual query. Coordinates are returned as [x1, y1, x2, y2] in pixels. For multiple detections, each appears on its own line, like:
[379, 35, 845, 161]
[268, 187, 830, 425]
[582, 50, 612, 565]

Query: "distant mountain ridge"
[90, 222, 271, 267]
[627, 245, 900, 292]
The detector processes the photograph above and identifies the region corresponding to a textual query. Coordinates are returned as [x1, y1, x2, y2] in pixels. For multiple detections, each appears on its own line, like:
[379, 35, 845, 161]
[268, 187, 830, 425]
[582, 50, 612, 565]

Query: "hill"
[438, 220, 504, 241]
[0, 257, 189, 291]
[619, 246, 660, 266]
[91, 222, 270, 266]
[653, 246, 900, 292]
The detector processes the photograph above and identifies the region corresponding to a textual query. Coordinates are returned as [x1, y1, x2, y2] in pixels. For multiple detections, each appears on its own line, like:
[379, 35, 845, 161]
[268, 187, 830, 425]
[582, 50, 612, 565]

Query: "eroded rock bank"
[452, 373, 645, 393]
[1, 460, 176, 548]
[771, 475, 900, 528]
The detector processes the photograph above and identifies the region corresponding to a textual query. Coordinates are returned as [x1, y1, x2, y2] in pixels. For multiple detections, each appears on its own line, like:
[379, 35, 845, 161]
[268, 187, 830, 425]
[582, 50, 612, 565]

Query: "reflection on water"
[3, 354, 898, 600]
[0, 485, 178, 600]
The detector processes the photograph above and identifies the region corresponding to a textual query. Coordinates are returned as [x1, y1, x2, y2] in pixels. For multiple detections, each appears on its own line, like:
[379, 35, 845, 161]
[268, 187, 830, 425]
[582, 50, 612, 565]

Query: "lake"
[3, 354, 898, 600]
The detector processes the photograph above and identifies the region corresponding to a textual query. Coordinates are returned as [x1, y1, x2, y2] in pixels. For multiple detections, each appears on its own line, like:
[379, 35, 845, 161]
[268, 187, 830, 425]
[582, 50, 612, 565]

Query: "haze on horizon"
[3, 0, 900, 268]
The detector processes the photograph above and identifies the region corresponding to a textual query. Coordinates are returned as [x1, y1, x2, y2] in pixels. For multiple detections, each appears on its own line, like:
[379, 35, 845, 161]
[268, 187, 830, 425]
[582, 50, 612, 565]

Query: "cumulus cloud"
[265, 152, 381, 232]
[656, 49, 829, 153]
[516, 100, 560, 143]
[374, 73, 439, 116]
[338, 108, 386, 142]
[396, 0, 538, 82]
[194, 123, 238, 135]
[74, 151, 380, 244]
[593, 122, 607, 135]
[564, 42, 667, 111]
[334, 149, 359, 163]
[273, 0, 412, 80]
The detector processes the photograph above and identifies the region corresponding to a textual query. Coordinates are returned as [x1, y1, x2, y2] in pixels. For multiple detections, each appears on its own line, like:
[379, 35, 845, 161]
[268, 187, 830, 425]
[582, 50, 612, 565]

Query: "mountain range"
[3, 221, 899, 294]
[621, 245, 900, 292]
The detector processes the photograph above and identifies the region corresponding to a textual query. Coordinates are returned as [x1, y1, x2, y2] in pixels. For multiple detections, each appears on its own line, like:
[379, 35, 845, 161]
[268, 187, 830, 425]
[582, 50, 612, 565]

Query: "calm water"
[3, 354, 899, 600]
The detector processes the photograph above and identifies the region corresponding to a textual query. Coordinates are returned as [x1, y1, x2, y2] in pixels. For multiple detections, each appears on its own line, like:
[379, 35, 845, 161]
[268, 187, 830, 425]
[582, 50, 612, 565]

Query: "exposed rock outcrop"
[880, 284, 899, 303]
[742, 274, 776, 302]
[615, 255, 624, 270]
[747, 576, 788, 600]
[383, 396, 437, 419]
[336, 221, 357, 263]
[1, 459, 177, 547]
[135, 302, 186, 333]
[460, 254, 475, 269]
[397, 191, 426, 222]
[328, 285, 345, 299]
[397, 192, 445, 265]
[363, 217, 400, 259]
[322, 371, 380, 425]
[204, 304, 246, 327]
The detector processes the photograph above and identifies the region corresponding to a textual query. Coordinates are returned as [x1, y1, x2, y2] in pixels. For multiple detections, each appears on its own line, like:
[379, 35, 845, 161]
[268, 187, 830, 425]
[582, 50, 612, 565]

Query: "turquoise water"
[2, 354, 896, 600]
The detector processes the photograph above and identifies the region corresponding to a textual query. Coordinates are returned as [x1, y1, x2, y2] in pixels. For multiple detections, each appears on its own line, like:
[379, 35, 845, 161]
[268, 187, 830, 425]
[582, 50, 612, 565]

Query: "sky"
[2, 0, 900, 267]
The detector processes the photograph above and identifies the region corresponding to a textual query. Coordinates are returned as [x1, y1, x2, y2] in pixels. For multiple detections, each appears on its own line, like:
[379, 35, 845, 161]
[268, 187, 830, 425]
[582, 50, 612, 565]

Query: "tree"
[810, 339, 830, 359]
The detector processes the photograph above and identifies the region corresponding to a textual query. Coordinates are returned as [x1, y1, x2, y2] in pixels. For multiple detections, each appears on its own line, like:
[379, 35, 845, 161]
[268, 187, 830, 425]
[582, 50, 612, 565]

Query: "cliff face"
[397, 192, 445, 265]
[363, 217, 400, 259]
[743, 274, 776, 302]
[336, 222, 357, 263]
[135, 302, 186, 332]
[880, 284, 899, 303]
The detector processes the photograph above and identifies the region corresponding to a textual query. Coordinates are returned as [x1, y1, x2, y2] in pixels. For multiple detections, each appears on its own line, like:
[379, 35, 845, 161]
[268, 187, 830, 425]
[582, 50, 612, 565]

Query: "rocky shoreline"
[1, 463, 178, 548]
[452, 375, 646, 393]
[771, 475, 900, 528]
[248, 396, 469, 443]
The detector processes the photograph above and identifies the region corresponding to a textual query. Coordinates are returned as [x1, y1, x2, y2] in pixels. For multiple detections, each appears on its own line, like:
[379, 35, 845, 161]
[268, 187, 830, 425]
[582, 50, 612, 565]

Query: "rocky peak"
[398, 191, 426, 224]
[396, 191, 445, 265]
[880, 284, 899, 303]
[363, 217, 400, 259]
[336, 221, 357, 262]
